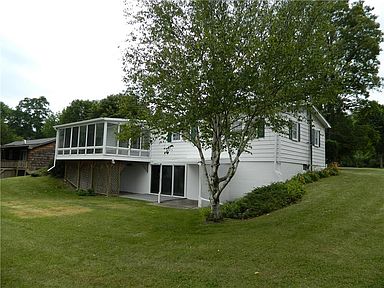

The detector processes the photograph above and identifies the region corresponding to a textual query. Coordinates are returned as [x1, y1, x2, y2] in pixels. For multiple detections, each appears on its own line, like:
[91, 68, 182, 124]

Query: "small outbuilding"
[1, 138, 56, 178]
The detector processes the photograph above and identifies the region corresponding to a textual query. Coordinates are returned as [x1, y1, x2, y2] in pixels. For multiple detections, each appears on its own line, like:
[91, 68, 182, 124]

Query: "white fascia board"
[54, 118, 129, 129]
[312, 107, 331, 128]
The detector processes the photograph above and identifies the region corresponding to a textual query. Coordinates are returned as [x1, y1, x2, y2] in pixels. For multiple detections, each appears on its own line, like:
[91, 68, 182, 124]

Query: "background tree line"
[1, 0, 383, 172]
[0, 93, 146, 144]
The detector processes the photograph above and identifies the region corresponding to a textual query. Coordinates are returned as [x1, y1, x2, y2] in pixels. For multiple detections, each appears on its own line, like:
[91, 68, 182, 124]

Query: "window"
[289, 122, 300, 142]
[312, 129, 320, 147]
[172, 133, 181, 141]
[58, 129, 64, 148]
[64, 128, 71, 148]
[167, 132, 182, 142]
[79, 126, 86, 147]
[106, 123, 118, 147]
[131, 137, 141, 149]
[71, 127, 79, 147]
[87, 124, 95, 146]
[95, 123, 104, 146]
[142, 129, 151, 150]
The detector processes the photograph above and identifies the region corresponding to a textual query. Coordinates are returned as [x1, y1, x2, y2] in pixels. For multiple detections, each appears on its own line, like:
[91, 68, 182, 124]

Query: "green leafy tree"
[92, 93, 148, 119]
[59, 100, 97, 124]
[317, 0, 383, 114]
[41, 113, 60, 138]
[326, 106, 381, 167]
[355, 101, 384, 168]
[317, 1, 383, 154]
[124, 0, 348, 221]
[9, 96, 52, 139]
[0, 102, 21, 145]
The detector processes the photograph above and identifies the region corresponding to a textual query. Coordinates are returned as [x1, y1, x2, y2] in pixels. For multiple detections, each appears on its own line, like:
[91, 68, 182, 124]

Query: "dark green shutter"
[257, 122, 265, 138]
[298, 123, 301, 142]
[167, 132, 172, 142]
[190, 127, 197, 141]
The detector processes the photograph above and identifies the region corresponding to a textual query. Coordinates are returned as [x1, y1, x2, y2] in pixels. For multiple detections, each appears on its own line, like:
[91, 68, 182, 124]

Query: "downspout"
[274, 133, 281, 180]
[48, 127, 59, 172]
[157, 164, 162, 203]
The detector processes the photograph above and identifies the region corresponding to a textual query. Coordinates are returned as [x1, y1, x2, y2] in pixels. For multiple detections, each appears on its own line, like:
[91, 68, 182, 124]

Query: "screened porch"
[54, 118, 150, 161]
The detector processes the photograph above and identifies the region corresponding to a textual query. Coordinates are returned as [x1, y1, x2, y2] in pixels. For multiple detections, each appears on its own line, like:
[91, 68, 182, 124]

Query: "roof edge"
[312, 106, 331, 128]
[54, 118, 129, 129]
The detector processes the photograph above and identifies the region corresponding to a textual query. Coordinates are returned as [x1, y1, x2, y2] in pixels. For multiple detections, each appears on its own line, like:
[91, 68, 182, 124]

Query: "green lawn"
[1, 168, 383, 287]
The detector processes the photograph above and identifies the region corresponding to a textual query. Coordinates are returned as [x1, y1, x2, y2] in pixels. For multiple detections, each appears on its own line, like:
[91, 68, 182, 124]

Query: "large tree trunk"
[207, 195, 223, 222]
[379, 153, 383, 169]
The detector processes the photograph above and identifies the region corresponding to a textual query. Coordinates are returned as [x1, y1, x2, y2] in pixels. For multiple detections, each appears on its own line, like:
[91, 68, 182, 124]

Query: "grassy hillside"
[1, 168, 383, 287]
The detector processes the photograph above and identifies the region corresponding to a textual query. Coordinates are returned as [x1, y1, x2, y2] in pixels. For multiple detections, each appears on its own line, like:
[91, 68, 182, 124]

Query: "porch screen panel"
[79, 126, 86, 154]
[142, 129, 150, 150]
[106, 123, 118, 154]
[107, 124, 118, 146]
[95, 123, 104, 146]
[131, 137, 141, 156]
[87, 124, 95, 146]
[64, 128, 71, 148]
[58, 129, 64, 148]
[131, 137, 141, 149]
[72, 127, 79, 147]
[173, 166, 185, 196]
[161, 165, 172, 195]
[150, 165, 160, 193]
[79, 126, 86, 147]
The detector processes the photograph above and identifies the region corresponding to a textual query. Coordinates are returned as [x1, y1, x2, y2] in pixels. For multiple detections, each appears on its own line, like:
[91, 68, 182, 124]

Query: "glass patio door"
[150, 165, 185, 197]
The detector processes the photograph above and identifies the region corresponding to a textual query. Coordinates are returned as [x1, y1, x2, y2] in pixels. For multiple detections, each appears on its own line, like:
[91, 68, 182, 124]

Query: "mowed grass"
[1, 168, 383, 287]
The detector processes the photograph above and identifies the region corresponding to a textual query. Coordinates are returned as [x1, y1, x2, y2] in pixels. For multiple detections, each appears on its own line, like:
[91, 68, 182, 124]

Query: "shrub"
[30, 168, 49, 177]
[76, 189, 96, 196]
[318, 169, 330, 178]
[326, 163, 340, 176]
[308, 171, 321, 182]
[221, 166, 339, 220]
[221, 180, 305, 219]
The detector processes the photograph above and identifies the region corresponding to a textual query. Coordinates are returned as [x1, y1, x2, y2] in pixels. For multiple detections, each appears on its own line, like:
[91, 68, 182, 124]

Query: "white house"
[53, 109, 330, 207]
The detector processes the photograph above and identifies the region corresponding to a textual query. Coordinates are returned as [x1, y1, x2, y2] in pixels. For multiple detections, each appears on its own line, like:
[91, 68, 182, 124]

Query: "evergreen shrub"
[221, 166, 339, 220]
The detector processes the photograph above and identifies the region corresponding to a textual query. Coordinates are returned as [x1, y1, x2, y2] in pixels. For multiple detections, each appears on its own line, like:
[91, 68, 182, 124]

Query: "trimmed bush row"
[221, 165, 339, 219]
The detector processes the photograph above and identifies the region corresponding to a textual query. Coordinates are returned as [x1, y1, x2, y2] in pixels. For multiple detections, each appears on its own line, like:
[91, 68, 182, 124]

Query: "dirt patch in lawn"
[2, 201, 92, 218]
[95, 202, 140, 210]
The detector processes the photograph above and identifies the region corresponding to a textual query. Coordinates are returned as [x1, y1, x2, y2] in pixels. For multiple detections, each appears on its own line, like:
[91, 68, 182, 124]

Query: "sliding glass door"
[150, 165, 185, 197]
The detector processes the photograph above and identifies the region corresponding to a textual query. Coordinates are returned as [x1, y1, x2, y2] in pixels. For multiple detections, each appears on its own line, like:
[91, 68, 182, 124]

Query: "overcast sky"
[0, 0, 383, 113]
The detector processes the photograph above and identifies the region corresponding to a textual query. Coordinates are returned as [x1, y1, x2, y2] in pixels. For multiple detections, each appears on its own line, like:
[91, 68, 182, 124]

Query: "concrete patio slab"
[119, 192, 198, 209]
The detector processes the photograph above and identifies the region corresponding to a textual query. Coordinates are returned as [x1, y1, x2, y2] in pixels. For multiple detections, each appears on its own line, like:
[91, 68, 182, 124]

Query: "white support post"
[103, 121, 108, 155]
[69, 127, 73, 155]
[116, 125, 120, 155]
[158, 164, 162, 203]
[85, 125, 88, 154]
[198, 163, 202, 207]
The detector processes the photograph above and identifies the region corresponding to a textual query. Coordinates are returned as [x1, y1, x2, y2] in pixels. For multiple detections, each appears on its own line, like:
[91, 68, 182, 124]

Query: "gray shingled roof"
[1, 137, 56, 149]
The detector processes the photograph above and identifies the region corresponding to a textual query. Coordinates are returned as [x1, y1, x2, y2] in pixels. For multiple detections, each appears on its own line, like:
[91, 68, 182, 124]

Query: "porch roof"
[1, 138, 56, 149]
[54, 118, 128, 129]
